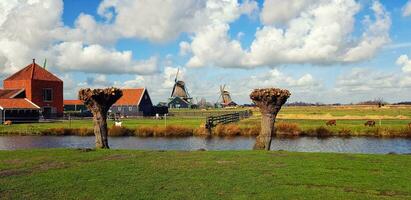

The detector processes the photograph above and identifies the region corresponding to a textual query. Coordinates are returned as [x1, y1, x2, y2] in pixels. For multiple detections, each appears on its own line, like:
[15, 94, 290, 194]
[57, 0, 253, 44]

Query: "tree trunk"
[93, 111, 109, 149]
[78, 88, 123, 149]
[249, 88, 290, 151]
[254, 113, 276, 150]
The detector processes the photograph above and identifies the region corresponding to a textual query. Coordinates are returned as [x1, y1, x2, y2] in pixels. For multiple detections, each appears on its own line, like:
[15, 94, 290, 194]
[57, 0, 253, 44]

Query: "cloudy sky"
[1, 0, 411, 104]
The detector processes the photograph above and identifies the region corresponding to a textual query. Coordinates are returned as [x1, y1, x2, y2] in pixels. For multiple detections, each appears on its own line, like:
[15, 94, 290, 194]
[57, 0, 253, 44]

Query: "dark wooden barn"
[111, 88, 154, 116]
[168, 96, 190, 109]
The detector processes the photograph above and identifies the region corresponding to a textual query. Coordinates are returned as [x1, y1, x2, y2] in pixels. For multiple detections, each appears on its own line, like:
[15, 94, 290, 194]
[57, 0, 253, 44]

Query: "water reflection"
[0, 136, 410, 154]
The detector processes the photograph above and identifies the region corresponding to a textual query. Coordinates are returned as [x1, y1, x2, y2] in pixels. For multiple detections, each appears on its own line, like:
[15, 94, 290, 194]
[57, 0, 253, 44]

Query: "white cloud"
[0, 0, 159, 76]
[183, 0, 391, 68]
[94, 0, 257, 43]
[96, 0, 205, 43]
[0, 0, 63, 73]
[396, 55, 411, 73]
[245, 69, 321, 89]
[179, 41, 191, 56]
[186, 24, 246, 68]
[403, 0, 411, 17]
[343, 1, 391, 61]
[260, 0, 309, 25]
[53, 42, 158, 74]
[336, 68, 397, 92]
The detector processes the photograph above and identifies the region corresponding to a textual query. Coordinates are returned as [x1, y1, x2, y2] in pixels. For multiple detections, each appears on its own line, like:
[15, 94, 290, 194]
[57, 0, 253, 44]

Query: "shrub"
[300, 128, 316, 137]
[213, 124, 241, 137]
[193, 127, 210, 137]
[40, 128, 73, 136]
[134, 126, 193, 137]
[301, 126, 332, 137]
[77, 128, 94, 136]
[275, 122, 301, 136]
[164, 126, 193, 137]
[337, 128, 352, 137]
[109, 126, 132, 137]
[316, 126, 332, 137]
[396, 128, 411, 137]
[134, 126, 155, 137]
[240, 126, 260, 136]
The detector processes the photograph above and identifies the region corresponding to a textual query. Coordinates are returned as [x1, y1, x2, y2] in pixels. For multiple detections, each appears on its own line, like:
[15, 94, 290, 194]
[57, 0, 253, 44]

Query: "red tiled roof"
[4, 61, 62, 82]
[115, 88, 145, 105]
[64, 100, 84, 105]
[0, 98, 40, 109]
[0, 89, 24, 98]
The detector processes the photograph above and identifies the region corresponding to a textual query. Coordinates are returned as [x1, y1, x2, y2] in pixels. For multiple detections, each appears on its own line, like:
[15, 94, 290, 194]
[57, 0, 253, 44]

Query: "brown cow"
[4, 120, 12, 125]
[364, 120, 376, 127]
[408, 122, 411, 129]
[326, 120, 336, 126]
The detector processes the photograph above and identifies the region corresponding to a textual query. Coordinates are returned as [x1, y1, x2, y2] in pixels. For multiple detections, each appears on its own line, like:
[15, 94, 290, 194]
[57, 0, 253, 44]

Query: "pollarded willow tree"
[250, 88, 291, 150]
[79, 88, 123, 149]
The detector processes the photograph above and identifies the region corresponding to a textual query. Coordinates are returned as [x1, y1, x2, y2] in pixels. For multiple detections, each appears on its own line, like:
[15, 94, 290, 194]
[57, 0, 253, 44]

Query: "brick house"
[1, 59, 63, 118]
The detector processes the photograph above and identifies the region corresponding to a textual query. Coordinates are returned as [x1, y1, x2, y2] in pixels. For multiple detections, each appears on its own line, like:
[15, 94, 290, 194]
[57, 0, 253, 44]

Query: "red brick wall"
[31, 80, 64, 115]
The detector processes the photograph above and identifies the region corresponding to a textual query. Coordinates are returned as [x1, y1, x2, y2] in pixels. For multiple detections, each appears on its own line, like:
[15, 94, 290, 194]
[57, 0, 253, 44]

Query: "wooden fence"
[169, 109, 250, 118]
[205, 110, 252, 129]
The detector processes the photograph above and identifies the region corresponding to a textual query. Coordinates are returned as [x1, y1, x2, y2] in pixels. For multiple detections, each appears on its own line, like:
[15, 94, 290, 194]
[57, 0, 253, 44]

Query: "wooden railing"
[205, 110, 252, 129]
[169, 109, 250, 118]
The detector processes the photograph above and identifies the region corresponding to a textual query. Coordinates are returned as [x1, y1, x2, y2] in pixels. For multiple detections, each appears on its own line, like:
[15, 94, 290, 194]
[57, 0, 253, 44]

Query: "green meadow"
[0, 149, 410, 200]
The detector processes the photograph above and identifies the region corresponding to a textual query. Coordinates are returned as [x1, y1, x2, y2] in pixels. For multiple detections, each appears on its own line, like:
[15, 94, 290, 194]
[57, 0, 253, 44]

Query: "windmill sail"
[218, 85, 237, 107]
[170, 68, 191, 102]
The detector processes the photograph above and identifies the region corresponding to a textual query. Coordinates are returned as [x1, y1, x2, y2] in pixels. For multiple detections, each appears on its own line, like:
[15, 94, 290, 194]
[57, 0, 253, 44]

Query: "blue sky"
[1, 0, 411, 104]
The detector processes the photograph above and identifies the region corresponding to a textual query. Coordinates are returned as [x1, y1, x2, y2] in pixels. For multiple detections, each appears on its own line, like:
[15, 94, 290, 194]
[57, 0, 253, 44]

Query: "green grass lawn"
[279, 105, 411, 117]
[0, 149, 410, 199]
[0, 118, 203, 134]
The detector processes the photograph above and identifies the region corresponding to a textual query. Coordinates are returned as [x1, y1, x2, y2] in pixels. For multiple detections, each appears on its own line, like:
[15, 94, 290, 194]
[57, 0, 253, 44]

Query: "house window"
[118, 107, 121, 111]
[129, 107, 133, 111]
[43, 89, 53, 102]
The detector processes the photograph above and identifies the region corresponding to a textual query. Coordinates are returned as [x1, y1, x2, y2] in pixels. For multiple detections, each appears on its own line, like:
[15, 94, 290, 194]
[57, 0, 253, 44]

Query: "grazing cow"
[4, 120, 12, 125]
[326, 120, 337, 126]
[364, 120, 376, 127]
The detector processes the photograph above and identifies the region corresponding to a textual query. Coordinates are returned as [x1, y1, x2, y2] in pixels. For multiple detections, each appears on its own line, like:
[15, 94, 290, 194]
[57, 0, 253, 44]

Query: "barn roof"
[115, 88, 145, 106]
[63, 100, 84, 105]
[0, 98, 40, 110]
[0, 89, 24, 98]
[4, 60, 62, 82]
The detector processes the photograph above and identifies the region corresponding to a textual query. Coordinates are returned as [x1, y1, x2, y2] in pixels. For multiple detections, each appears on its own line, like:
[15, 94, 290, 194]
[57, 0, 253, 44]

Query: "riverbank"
[1, 122, 411, 138]
[1, 149, 410, 199]
[1, 105, 411, 137]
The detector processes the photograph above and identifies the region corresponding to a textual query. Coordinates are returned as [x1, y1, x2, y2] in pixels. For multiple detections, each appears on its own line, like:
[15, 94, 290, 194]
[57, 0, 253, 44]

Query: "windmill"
[170, 68, 192, 103]
[217, 85, 237, 107]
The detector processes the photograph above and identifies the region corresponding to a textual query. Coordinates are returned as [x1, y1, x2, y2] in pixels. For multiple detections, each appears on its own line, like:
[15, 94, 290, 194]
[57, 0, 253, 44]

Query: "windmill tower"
[170, 68, 192, 104]
[217, 85, 237, 107]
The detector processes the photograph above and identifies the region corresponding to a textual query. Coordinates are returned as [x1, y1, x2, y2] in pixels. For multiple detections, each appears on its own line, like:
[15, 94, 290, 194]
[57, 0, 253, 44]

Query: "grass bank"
[1, 105, 411, 137]
[0, 149, 410, 199]
[1, 122, 411, 138]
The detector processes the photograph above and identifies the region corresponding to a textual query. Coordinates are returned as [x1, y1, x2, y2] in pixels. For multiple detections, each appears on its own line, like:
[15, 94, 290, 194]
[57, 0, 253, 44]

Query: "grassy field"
[1, 105, 411, 136]
[0, 149, 410, 200]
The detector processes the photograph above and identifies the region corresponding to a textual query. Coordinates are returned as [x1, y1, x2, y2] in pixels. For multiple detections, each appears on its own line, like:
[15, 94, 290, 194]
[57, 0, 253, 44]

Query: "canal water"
[0, 136, 410, 154]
